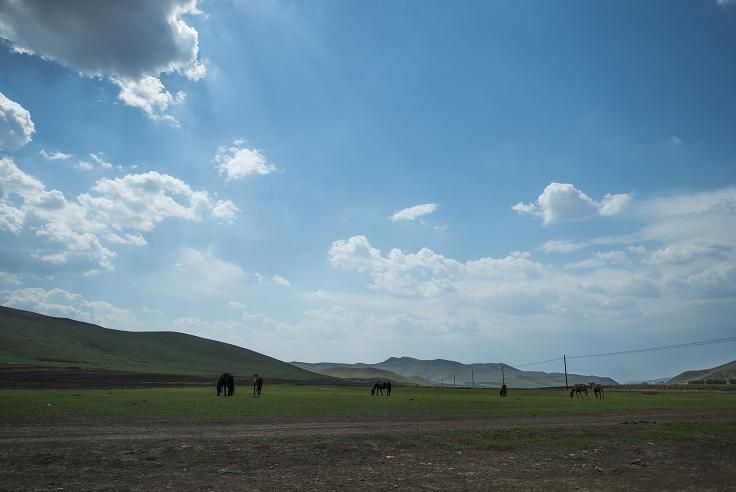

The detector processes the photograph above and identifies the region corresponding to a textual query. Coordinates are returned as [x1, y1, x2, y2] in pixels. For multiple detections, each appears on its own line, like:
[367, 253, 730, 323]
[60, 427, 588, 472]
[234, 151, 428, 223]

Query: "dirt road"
[2, 411, 735, 491]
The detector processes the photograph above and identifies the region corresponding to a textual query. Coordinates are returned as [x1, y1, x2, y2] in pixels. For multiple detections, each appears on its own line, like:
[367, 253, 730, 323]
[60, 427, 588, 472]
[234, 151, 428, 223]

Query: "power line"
[513, 356, 564, 368]
[567, 335, 736, 360]
[510, 335, 736, 368]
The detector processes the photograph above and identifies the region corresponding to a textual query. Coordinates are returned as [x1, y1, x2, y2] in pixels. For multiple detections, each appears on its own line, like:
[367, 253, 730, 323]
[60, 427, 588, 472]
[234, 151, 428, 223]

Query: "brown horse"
[589, 382, 604, 399]
[569, 383, 588, 399]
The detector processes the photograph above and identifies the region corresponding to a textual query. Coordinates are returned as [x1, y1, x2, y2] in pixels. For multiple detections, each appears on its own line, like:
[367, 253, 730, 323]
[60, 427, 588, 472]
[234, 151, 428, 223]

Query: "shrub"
[688, 380, 705, 385]
[705, 379, 726, 385]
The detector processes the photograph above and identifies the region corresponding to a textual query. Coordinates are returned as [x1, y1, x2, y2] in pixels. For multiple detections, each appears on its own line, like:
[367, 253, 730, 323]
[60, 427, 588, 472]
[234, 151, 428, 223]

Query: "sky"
[1, 0, 735, 382]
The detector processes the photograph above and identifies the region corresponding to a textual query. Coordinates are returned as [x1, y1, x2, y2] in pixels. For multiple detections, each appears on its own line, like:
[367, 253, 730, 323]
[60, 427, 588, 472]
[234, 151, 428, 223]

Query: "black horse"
[252, 373, 264, 397]
[371, 381, 392, 396]
[499, 384, 508, 397]
[216, 373, 235, 397]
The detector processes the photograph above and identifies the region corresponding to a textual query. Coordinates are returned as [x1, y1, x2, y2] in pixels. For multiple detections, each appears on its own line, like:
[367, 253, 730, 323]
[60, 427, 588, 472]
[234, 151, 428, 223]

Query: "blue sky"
[1, 0, 735, 382]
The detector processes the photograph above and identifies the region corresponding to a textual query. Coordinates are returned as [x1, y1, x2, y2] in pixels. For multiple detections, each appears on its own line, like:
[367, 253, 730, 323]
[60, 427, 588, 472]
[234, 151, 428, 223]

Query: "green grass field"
[1, 386, 735, 418]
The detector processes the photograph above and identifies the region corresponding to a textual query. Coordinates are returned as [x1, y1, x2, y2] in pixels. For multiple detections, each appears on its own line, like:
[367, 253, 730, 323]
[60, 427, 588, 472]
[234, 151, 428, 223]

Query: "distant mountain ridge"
[290, 363, 431, 385]
[295, 356, 618, 388]
[668, 359, 736, 384]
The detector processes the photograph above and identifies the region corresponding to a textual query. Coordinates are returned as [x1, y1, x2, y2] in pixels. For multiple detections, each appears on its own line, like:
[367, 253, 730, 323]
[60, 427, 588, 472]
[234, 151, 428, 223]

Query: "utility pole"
[441, 378, 444, 388]
[472, 370, 475, 389]
[563, 354, 568, 391]
[501, 364, 505, 386]
[453, 375, 456, 387]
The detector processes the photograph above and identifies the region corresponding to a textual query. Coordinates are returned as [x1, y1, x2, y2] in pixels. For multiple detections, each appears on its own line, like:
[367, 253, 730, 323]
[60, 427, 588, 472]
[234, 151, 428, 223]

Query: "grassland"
[2, 386, 735, 418]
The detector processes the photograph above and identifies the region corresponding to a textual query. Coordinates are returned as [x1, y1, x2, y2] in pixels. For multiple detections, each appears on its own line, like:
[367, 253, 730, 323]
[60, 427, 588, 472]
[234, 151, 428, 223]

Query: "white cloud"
[172, 248, 247, 297]
[0, 0, 205, 121]
[113, 76, 186, 124]
[0, 287, 137, 329]
[0, 91, 34, 150]
[670, 136, 682, 145]
[76, 152, 114, 171]
[565, 250, 629, 270]
[539, 239, 587, 254]
[272, 275, 291, 287]
[390, 203, 439, 222]
[512, 183, 632, 224]
[40, 149, 72, 161]
[0, 272, 21, 286]
[229, 301, 247, 310]
[0, 159, 238, 271]
[717, 0, 735, 6]
[211, 200, 240, 223]
[214, 140, 276, 181]
[329, 235, 542, 298]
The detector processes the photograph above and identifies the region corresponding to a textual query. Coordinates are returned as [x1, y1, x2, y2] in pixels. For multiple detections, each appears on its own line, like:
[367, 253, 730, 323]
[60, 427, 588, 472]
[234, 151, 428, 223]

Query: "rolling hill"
[296, 357, 618, 388]
[0, 306, 324, 381]
[668, 359, 736, 384]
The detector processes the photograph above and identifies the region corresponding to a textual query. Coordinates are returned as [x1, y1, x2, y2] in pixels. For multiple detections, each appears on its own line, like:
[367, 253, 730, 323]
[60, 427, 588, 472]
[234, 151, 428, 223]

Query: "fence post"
[564, 354, 568, 391]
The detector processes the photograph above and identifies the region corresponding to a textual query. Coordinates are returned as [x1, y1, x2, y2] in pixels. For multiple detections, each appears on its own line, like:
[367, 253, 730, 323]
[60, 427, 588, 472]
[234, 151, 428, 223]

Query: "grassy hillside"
[304, 357, 618, 388]
[291, 362, 431, 385]
[0, 306, 323, 381]
[668, 359, 736, 384]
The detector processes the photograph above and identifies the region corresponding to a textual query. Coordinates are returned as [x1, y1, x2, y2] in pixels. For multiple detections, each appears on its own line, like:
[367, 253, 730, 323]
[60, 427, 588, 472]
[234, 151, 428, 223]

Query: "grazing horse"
[216, 373, 235, 397]
[371, 381, 392, 396]
[499, 384, 508, 397]
[252, 373, 264, 397]
[589, 382, 605, 399]
[569, 383, 588, 399]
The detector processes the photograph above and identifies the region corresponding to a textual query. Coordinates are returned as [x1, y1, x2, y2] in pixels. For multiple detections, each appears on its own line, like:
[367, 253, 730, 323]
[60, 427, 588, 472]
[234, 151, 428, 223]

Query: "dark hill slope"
[668, 359, 736, 383]
[0, 306, 323, 381]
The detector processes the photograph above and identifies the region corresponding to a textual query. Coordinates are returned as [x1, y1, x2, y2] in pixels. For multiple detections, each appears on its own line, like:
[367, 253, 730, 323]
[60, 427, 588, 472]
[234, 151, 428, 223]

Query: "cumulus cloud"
[0, 0, 205, 122]
[40, 149, 72, 161]
[214, 140, 276, 182]
[390, 203, 439, 222]
[113, 76, 186, 124]
[329, 235, 543, 298]
[0, 159, 238, 271]
[0, 286, 137, 329]
[512, 183, 632, 224]
[211, 199, 240, 223]
[272, 275, 291, 287]
[0, 91, 34, 150]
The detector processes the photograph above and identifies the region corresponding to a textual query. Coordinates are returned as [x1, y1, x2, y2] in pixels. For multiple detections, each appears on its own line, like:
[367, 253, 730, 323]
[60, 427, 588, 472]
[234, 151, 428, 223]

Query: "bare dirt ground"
[2, 410, 735, 491]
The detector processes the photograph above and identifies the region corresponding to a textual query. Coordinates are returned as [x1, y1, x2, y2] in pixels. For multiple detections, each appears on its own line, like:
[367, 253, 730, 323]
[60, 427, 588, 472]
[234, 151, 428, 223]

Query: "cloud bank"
[0, 158, 238, 271]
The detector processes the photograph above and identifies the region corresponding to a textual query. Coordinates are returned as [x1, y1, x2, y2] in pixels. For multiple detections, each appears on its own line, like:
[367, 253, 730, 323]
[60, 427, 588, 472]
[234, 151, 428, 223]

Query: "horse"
[589, 382, 605, 399]
[569, 383, 588, 399]
[499, 384, 508, 397]
[371, 381, 392, 396]
[216, 373, 235, 397]
[252, 373, 264, 397]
